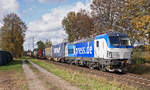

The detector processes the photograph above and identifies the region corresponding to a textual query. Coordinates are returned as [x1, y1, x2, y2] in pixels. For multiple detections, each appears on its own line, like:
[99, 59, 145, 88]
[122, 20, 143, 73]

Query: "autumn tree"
[0, 13, 27, 57]
[120, 0, 150, 42]
[62, 10, 94, 42]
[90, 0, 125, 32]
[62, 12, 75, 42]
[37, 40, 45, 49]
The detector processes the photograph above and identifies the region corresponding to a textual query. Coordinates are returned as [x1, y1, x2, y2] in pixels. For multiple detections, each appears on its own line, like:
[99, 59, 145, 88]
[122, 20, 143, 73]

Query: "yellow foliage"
[143, 45, 150, 51]
[131, 15, 150, 33]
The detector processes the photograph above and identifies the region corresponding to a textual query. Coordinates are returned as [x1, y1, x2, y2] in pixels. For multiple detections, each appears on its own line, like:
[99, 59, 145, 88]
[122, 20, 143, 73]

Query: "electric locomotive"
[94, 32, 133, 72]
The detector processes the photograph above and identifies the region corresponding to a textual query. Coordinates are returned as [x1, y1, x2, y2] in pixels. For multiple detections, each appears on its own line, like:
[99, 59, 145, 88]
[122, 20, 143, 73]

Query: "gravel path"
[28, 60, 80, 90]
[22, 60, 48, 90]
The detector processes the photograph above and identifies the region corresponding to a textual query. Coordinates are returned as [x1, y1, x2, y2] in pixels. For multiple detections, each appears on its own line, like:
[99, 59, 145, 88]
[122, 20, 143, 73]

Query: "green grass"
[0, 59, 22, 71]
[29, 58, 137, 90]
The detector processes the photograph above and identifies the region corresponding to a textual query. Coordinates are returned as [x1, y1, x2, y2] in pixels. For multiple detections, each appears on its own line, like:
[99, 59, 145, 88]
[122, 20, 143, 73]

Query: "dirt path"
[22, 60, 48, 90]
[28, 60, 80, 90]
[0, 71, 25, 90]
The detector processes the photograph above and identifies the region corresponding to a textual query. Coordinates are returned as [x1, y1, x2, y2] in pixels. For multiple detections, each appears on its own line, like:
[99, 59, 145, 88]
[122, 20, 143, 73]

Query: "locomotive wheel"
[121, 67, 127, 74]
[89, 63, 94, 70]
[102, 65, 107, 72]
[98, 65, 102, 70]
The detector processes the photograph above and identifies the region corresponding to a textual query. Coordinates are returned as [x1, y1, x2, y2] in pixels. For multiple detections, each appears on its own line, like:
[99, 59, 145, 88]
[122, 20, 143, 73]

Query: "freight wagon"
[33, 49, 38, 58]
[51, 32, 133, 73]
[37, 48, 46, 59]
[51, 42, 67, 61]
[45, 47, 51, 60]
[26, 50, 32, 57]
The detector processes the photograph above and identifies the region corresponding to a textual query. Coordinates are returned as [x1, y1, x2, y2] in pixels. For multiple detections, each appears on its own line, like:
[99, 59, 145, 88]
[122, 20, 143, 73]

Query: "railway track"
[40, 59, 150, 89]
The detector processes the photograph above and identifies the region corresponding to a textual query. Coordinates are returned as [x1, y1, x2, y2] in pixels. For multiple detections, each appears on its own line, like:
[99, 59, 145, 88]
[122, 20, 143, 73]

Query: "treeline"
[62, 0, 150, 43]
[36, 40, 52, 50]
[0, 13, 27, 57]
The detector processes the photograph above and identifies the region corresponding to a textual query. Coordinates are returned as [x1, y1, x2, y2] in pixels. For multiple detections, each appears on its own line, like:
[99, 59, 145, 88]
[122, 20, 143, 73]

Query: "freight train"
[26, 32, 133, 73]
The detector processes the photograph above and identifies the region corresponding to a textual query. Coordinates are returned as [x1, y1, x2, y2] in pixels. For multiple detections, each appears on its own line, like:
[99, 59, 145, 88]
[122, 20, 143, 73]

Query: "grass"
[0, 59, 22, 71]
[29, 58, 137, 90]
[0, 59, 28, 90]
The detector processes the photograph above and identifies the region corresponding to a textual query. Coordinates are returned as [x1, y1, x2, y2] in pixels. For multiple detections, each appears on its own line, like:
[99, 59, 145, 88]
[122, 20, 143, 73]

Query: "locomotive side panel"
[67, 41, 94, 58]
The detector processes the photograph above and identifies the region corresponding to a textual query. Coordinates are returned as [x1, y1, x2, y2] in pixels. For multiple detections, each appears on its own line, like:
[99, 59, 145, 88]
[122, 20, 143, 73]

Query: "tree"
[62, 10, 94, 42]
[0, 13, 27, 57]
[62, 12, 76, 42]
[37, 40, 45, 49]
[120, 0, 150, 42]
[90, 0, 125, 31]
[45, 40, 52, 48]
[131, 15, 150, 43]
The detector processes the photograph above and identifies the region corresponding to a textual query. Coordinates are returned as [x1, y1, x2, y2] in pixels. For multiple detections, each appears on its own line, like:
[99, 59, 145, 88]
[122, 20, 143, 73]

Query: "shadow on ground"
[6, 60, 22, 66]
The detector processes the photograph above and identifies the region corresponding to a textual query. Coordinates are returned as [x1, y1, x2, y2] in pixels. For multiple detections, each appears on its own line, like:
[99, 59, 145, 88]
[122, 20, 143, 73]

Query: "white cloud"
[38, 0, 67, 3]
[24, 1, 91, 50]
[0, 0, 19, 20]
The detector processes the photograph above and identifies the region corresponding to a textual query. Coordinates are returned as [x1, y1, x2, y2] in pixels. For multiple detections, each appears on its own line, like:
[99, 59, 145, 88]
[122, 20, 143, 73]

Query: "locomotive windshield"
[109, 36, 131, 46]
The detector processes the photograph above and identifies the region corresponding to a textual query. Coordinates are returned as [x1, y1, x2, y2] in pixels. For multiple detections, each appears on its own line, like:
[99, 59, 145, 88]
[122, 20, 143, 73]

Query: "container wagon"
[45, 47, 52, 60]
[38, 48, 46, 59]
[51, 42, 67, 62]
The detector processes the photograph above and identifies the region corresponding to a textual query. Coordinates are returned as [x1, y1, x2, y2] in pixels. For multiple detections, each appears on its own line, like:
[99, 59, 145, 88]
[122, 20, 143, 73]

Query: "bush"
[143, 45, 150, 51]
[127, 64, 149, 74]
[135, 57, 146, 64]
[129, 57, 146, 65]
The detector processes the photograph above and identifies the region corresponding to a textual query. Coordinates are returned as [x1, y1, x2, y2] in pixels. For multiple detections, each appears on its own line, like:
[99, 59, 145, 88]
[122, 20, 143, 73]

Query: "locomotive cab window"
[109, 36, 131, 46]
[96, 41, 99, 47]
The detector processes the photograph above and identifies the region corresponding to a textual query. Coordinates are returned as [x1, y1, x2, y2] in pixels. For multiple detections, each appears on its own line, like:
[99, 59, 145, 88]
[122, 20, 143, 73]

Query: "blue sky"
[0, 0, 91, 50]
[18, 0, 88, 24]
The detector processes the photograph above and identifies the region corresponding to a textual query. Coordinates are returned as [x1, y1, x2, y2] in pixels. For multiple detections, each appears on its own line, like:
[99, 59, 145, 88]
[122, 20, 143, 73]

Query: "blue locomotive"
[51, 32, 133, 72]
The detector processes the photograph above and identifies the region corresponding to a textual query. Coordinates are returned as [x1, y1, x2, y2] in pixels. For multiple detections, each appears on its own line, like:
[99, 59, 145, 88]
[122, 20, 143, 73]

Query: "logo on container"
[74, 42, 93, 56]
[54, 47, 60, 53]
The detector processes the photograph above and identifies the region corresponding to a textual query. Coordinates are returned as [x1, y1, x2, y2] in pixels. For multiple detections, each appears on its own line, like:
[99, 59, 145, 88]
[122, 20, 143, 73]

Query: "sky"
[0, 0, 92, 50]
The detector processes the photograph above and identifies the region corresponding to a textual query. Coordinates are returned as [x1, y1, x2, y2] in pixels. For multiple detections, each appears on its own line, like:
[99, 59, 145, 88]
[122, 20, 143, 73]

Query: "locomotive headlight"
[107, 51, 112, 58]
